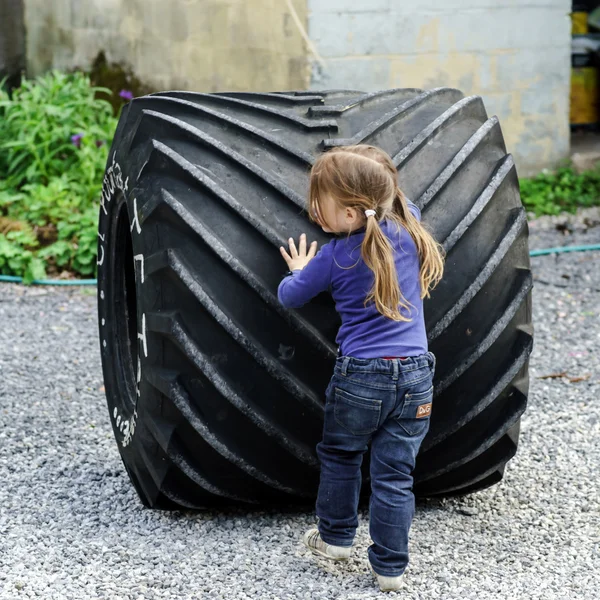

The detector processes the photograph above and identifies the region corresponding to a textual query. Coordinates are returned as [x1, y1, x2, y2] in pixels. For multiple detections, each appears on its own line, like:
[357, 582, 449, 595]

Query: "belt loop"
[428, 351, 436, 371]
[341, 356, 350, 377]
[392, 359, 399, 381]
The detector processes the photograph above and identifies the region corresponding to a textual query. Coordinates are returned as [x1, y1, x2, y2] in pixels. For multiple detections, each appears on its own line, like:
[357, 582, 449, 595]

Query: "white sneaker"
[302, 528, 352, 561]
[370, 563, 403, 592]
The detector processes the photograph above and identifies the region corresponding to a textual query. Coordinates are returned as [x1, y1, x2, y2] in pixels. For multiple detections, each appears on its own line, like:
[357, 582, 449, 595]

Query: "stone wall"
[24, 0, 310, 92]
[307, 0, 572, 175]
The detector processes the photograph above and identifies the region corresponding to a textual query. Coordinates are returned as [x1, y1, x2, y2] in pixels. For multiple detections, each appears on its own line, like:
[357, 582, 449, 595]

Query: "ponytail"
[361, 188, 444, 322]
[361, 215, 413, 321]
[391, 187, 445, 301]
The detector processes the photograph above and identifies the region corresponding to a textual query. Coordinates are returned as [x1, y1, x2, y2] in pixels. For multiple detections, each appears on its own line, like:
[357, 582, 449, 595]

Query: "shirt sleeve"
[277, 241, 334, 308]
[406, 198, 421, 222]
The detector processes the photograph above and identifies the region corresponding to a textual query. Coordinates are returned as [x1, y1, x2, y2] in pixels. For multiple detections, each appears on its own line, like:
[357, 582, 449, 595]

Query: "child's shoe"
[302, 528, 351, 561]
[369, 563, 403, 592]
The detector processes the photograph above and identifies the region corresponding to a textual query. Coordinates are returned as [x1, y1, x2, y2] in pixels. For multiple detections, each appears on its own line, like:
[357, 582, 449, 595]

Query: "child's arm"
[278, 238, 334, 308]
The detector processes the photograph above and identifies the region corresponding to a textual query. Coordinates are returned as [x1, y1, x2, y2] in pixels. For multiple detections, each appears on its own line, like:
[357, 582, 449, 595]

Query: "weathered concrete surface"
[24, 0, 310, 93]
[22, 0, 571, 175]
[308, 0, 572, 176]
[0, 0, 26, 86]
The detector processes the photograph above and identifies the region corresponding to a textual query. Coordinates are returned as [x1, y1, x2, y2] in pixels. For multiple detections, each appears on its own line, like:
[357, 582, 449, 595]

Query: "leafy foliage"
[0, 71, 121, 282]
[519, 166, 600, 217]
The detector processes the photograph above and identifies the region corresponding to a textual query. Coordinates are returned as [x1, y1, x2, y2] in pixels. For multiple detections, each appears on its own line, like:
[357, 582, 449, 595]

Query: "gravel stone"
[0, 213, 599, 599]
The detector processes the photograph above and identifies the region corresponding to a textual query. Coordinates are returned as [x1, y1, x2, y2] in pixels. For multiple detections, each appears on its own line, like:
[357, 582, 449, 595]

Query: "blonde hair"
[309, 144, 445, 322]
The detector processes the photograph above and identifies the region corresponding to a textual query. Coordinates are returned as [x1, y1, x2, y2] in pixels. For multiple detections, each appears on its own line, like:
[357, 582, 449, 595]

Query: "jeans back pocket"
[397, 386, 433, 437]
[334, 388, 382, 436]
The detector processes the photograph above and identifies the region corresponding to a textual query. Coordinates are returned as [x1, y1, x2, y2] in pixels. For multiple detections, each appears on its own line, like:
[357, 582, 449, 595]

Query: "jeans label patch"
[416, 402, 432, 418]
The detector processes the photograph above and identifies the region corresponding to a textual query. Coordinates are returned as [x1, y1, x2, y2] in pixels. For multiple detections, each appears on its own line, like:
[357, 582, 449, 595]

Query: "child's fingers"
[280, 246, 292, 267]
[307, 240, 318, 260]
[288, 237, 299, 259]
[298, 233, 307, 257]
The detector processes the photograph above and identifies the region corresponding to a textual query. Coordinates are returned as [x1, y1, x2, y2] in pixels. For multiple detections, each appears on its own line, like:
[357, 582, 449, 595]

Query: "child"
[277, 144, 444, 592]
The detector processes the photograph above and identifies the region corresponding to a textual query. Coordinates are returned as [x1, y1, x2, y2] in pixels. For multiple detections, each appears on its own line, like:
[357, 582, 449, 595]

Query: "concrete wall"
[22, 0, 571, 174]
[307, 0, 572, 176]
[0, 0, 26, 87]
[24, 0, 310, 92]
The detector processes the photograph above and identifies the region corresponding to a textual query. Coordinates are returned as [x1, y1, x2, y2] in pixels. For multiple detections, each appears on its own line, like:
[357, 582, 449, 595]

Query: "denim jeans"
[315, 353, 435, 577]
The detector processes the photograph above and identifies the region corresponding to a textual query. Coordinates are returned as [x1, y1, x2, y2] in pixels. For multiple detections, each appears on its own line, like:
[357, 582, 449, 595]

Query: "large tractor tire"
[98, 89, 533, 509]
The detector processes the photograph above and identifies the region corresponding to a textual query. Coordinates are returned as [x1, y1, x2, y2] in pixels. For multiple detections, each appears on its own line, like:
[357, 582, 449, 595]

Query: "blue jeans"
[316, 353, 435, 577]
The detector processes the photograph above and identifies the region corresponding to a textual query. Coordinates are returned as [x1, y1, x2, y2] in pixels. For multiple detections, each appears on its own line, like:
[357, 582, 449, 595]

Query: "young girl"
[277, 144, 444, 592]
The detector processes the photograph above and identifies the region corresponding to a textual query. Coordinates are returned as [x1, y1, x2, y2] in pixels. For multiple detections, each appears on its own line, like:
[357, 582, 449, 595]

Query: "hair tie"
[365, 209, 377, 218]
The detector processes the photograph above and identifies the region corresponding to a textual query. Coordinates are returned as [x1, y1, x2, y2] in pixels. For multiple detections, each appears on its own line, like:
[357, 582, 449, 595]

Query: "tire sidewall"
[97, 144, 158, 458]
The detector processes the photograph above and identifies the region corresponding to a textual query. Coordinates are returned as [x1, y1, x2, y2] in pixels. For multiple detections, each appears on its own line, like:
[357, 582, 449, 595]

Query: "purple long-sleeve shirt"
[278, 203, 427, 358]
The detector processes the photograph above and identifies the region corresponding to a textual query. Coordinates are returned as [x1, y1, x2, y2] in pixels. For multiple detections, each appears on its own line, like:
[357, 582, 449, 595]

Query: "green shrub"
[0, 228, 45, 283]
[0, 71, 120, 282]
[519, 166, 600, 217]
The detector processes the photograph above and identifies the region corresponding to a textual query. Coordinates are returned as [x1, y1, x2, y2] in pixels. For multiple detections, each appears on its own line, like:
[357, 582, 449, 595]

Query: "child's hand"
[280, 234, 318, 271]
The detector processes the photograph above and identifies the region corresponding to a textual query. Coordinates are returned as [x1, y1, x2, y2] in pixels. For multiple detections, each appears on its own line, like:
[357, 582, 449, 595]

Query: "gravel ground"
[0, 212, 599, 600]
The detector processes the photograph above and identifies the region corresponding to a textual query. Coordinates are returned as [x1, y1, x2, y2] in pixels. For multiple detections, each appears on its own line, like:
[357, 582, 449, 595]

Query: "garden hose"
[0, 243, 599, 286]
[0, 274, 98, 285]
[528, 243, 600, 257]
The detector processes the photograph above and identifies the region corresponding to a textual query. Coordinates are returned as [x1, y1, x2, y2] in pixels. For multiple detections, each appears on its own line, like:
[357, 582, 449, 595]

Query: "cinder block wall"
[23, 0, 310, 92]
[308, 0, 572, 176]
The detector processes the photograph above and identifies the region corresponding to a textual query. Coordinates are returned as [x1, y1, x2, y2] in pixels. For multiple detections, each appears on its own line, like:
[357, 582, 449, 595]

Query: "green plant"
[0, 71, 116, 187]
[0, 70, 122, 280]
[0, 228, 45, 283]
[519, 166, 600, 216]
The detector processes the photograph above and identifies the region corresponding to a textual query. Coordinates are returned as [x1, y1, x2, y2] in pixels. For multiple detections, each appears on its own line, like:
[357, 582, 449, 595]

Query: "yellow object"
[572, 12, 589, 34]
[570, 65, 599, 124]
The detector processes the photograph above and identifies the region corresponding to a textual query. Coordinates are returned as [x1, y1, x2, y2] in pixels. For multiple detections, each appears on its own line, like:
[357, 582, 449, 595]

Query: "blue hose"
[528, 243, 600, 257]
[1, 243, 599, 286]
[0, 274, 98, 286]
